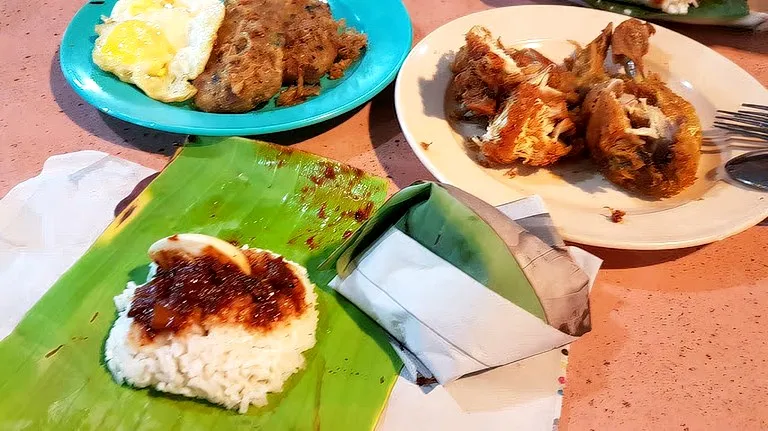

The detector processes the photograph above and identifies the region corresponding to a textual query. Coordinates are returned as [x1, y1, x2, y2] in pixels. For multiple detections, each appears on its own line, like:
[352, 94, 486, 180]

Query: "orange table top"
[1, 0, 767, 429]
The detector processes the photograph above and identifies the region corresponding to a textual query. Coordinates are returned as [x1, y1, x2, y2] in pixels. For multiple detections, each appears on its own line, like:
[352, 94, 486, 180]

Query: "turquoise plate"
[60, 0, 412, 135]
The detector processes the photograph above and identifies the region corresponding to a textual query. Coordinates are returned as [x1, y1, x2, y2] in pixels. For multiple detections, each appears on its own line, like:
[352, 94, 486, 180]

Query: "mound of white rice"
[104, 251, 318, 413]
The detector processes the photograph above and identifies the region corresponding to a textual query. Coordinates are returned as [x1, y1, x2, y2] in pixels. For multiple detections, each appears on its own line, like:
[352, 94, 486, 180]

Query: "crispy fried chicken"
[450, 26, 527, 118]
[449, 20, 702, 197]
[585, 76, 701, 197]
[474, 70, 576, 166]
[611, 19, 656, 78]
[564, 23, 613, 91]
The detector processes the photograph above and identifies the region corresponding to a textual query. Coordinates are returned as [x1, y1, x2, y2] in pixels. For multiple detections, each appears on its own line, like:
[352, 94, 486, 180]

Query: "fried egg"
[92, 0, 224, 102]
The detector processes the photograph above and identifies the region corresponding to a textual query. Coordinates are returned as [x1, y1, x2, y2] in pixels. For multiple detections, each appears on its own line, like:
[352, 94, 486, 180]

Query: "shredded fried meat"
[281, 1, 339, 84]
[193, 0, 366, 113]
[331, 27, 368, 79]
[193, 0, 285, 113]
[276, 74, 321, 106]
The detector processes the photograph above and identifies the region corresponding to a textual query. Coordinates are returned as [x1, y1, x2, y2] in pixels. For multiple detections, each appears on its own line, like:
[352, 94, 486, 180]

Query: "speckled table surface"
[2, 0, 768, 429]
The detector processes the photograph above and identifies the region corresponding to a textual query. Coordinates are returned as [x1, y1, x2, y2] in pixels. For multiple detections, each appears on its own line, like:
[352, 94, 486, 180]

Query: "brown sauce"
[128, 251, 307, 339]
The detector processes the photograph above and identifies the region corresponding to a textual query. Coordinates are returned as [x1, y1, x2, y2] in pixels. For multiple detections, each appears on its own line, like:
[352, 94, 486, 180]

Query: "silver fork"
[714, 104, 768, 141]
[712, 104, 768, 190]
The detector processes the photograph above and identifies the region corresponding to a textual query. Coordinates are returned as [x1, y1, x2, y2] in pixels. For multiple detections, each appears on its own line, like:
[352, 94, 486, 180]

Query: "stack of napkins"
[326, 182, 594, 384]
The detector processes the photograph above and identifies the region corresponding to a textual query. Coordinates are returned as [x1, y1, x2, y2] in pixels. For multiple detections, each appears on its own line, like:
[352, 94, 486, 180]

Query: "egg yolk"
[100, 20, 175, 77]
[128, 0, 176, 15]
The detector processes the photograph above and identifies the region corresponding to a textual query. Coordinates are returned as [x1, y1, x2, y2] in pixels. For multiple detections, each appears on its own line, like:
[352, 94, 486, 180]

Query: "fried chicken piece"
[450, 26, 527, 118]
[463, 26, 526, 91]
[451, 67, 499, 117]
[508, 48, 556, 69]
[564, 23, 613, 90]
[473, 71, 576, 167]
[560, 24, 616, 135]
[509, 48, 578, 103]
[282, 0, 338, 84]
[193, 0, 285, 113]
[582, 78, 626, 117]
[585, 76, 701, 197]
[611, 19, 656, 78]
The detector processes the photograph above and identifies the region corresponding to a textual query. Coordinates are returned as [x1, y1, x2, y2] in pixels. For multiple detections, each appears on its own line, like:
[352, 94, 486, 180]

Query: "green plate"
[0, 137, 402, 430]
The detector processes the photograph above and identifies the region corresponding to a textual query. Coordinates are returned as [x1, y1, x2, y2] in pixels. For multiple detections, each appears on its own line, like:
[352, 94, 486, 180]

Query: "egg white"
[92, 0, 224, 102]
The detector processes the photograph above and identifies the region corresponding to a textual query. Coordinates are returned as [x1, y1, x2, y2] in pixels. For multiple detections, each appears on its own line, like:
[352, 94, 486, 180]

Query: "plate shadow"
[50, 49, 185, 154]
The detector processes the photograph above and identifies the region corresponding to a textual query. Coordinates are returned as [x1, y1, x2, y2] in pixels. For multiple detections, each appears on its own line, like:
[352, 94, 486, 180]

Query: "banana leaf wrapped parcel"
[323, 182, 594, 383]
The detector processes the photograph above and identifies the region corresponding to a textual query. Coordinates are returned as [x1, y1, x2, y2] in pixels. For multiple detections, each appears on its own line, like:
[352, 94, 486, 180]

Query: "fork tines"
[715, 103, 768, 141]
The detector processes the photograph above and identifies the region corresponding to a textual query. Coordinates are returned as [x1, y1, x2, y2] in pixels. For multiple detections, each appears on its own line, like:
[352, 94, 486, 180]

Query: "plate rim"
[395, 4, 768, 250]
[60, 0, 413, 136]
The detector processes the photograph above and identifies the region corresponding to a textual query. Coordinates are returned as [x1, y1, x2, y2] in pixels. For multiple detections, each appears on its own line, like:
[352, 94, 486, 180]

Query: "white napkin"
[0, 151, 153, 340]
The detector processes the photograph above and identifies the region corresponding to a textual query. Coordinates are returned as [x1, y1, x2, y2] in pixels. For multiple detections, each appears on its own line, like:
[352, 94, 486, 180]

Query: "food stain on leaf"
[323, 164, 337, 180]
[45, 344, 64, 359]
[98, 191, 152, 244]
[354, 201, 375, 223]
[340, 200, 375, 224]
[306, 236, 317, 250]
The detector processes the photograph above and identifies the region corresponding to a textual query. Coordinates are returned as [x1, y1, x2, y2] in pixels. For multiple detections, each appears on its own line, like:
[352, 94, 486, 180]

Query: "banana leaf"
[0, 136, 402, 430]
[583, 0, 749, 21]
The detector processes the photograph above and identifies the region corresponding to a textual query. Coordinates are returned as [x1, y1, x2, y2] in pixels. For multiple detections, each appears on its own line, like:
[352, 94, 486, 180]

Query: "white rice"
[104, 251, 318, 413]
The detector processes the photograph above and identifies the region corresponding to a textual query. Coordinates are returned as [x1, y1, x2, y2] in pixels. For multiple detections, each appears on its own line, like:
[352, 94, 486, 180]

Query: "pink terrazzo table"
[2, 0, 768, 429]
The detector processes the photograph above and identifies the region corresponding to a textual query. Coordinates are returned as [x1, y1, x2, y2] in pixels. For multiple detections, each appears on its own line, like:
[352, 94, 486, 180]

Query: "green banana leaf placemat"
[0, 136, 402, 430]
[582, 0, 749, 21]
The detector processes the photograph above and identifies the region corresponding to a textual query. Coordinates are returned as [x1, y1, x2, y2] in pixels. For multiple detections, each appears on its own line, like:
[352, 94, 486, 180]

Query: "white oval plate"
[395, 5, 768, 250]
